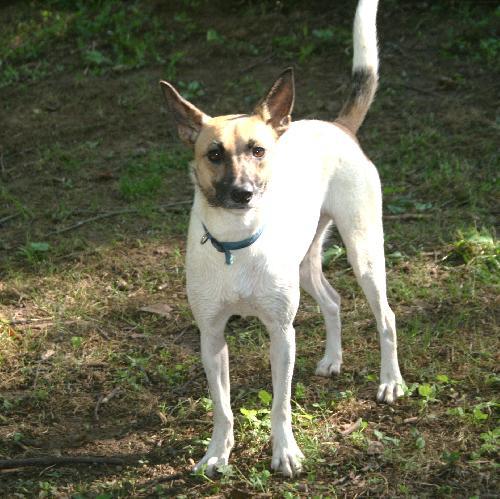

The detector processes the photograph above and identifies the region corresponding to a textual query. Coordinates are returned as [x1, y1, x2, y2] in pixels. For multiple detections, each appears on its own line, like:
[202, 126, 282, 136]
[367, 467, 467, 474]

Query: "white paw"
[271, 440, 304, 477]
[193, 453, 229, 477]
[377, 379, 405, 404]
[315, 356, 342, 377]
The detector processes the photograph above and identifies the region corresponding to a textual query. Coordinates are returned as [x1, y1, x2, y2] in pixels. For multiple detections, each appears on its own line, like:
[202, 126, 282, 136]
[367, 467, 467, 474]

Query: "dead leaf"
[367, 440, 385, 455]
[153, 245, 170, 256]
[94, 171, 114, 181]
[139, 303, 172, 317]
[403, 416, 419, 424]
[41, 349, 55, 361]
[339, 418, 362, 436]
[157, 411, 168, 424]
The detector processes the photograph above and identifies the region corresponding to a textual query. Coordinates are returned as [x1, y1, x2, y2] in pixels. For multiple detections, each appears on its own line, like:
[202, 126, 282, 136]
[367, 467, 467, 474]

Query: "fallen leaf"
[339, 418, 362, 436]
[153, 245, 170, 256]
[367, 440, 384, 455]
[139, 303, 172, 317]
[94, 171, 114, 181]
[41, 349, 55, 361]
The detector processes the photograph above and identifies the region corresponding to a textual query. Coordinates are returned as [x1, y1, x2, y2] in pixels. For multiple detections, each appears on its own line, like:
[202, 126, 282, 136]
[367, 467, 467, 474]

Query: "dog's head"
[160, 69, 294, 210]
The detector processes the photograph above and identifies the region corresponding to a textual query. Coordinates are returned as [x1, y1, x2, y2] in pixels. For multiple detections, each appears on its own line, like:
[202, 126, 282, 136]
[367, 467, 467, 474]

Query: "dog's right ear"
[160, 81, 210, 148]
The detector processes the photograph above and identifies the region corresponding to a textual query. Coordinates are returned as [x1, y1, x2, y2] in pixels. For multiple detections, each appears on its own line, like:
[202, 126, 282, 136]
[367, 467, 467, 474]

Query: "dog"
[160, 0, 404, 477]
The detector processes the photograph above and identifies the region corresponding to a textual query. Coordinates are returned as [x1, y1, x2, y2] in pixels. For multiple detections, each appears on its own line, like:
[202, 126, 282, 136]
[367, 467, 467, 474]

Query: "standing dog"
[160, 0, 404, 477]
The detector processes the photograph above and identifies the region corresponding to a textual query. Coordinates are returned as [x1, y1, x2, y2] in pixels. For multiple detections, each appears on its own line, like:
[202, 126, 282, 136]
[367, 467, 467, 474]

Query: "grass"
[0, 0, 498, 496]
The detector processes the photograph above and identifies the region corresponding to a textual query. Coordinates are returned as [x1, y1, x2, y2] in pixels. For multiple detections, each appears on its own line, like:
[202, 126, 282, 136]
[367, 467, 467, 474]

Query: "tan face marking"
[161, 69, 295, 208]
[192, 114, 278, 208]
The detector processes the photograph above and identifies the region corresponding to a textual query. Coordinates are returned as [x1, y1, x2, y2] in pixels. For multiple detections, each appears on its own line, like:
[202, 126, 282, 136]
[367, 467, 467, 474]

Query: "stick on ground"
[48, 200, 191, 236]
[0, 455, 134, 470]
[94, 386, 122, 421]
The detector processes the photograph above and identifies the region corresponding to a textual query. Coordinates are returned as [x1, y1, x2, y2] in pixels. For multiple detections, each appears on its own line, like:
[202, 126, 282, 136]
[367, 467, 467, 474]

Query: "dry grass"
[0, 0, 498, 496]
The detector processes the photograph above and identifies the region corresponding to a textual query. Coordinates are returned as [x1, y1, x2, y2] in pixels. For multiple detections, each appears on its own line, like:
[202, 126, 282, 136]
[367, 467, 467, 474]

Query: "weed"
[174, 11, 198, 35]
[18, 242, 51, 264]
[239, 407, 271, 431]
[349, 419, 369, 448]
[258, 389, 272, 406]
[70, 335, 83, 349]
[294, 382, 306, 401]
[206, 28, 224, 44]
[0, 186, 32, 218]
[248, 467, 271, 493]
[477, 428, 500, 456]
[199, 397, 213, 412]
[177, 80, 205, 100]
[164, 51, 185, 81]
[417, 383, 438, 403]
[322, 244, 345, 267]
[442, 450, 461, 466]
[373, 429, 400, 447]
[443, 229, 499, 280]
[39, 481, 58, 498]
[411, 427, 426, 450]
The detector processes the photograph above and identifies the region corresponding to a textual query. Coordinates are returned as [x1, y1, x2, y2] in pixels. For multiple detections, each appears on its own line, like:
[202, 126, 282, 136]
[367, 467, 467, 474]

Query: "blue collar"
[200, 223, 264, 265]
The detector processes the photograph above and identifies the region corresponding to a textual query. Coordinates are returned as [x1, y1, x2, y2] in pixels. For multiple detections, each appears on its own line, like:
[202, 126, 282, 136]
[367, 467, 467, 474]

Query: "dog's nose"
[230, 184, 254, 205]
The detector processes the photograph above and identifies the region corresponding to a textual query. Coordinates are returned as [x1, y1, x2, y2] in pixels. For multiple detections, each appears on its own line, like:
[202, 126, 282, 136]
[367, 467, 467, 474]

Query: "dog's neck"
[192, 187, 266, 242]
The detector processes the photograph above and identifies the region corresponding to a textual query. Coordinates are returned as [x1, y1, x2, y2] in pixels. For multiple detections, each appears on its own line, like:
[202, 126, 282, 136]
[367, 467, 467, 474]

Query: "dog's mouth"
[217, 193, 262, 211]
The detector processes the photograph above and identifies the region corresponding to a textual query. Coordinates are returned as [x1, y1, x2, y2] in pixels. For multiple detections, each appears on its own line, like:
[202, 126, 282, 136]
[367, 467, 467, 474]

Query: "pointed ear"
[160, 80, 210, 148]
[254, 68, 295, 135]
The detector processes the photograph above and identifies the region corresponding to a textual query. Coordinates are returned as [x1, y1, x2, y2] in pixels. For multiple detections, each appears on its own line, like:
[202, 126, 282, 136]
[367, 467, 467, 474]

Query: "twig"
[94, 387, 122, 421]
[139, 472, 185, 489]
[7, 317, 55, 325]
[47, 200, 191, 236]
[172, 325, 192, 344]
[403, 416, 419, 424]
[7, 318, 78, 329]
[384, 213, 433, 220]
[239, 53, 274, 74]
[49, 211, 136, 235]
[171, 370, 203, 396]
[0, 455, 134, 470]
[95, 327, 110, 340]
[395, 83, 439, 97]
[0, 213, 21, 226]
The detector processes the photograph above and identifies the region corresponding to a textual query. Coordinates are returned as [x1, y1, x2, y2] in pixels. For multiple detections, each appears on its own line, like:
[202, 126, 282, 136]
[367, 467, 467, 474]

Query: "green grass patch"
[118, 148, 190, 202]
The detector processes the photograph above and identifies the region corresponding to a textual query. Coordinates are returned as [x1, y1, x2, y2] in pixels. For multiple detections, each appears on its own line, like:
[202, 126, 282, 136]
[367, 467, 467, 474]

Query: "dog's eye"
[207, 149, 223, 163]
[252, 146, 265, 158]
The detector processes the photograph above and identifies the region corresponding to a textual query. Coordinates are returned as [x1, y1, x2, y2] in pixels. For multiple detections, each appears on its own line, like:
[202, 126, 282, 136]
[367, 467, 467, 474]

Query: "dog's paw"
[315, 356, 342, 377]
[271, 440, 304, 477]
[193, 454, 229, 477]
[377, 379, 405, 404]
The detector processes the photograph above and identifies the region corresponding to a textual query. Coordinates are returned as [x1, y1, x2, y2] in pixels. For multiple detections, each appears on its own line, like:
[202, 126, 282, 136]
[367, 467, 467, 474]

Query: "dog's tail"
[336, 0, 379, 135]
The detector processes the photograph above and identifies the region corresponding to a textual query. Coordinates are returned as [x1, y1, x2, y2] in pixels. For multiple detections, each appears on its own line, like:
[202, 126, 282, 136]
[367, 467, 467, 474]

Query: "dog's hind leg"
[334, 210, 405, 403]
[300, 215, 343, 376]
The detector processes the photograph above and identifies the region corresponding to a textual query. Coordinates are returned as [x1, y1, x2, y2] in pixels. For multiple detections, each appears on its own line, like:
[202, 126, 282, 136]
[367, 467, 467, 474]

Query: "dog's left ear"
[160, 80, 210, 148]
[254, 68, 295, 135]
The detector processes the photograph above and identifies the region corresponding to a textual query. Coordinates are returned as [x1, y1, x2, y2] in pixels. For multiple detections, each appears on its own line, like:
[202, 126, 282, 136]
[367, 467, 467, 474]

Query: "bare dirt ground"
[0, 1, 498, 497]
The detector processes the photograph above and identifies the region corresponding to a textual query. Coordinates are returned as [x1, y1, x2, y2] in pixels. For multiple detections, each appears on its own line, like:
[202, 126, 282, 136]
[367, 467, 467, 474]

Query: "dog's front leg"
[268, 323, 304, 477]
[193, 317, 234, 476]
